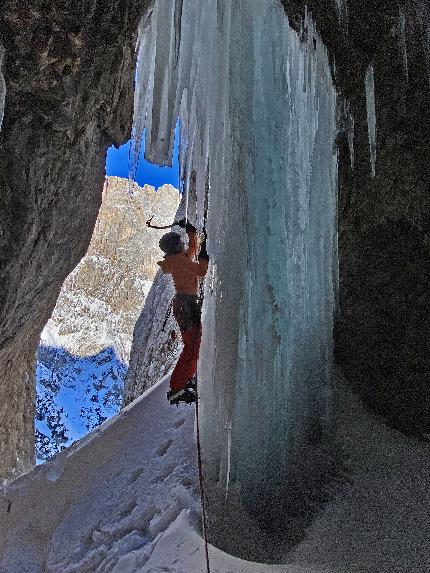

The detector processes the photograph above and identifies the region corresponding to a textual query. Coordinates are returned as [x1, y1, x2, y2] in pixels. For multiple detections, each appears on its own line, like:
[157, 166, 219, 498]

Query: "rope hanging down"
[195, 391, 211, 573]
[197, 164, 211, 572]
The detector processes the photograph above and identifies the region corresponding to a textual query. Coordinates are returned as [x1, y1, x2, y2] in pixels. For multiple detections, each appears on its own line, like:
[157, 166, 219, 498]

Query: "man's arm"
[177, 218, 199, 259]
[187, 228, 198, 259]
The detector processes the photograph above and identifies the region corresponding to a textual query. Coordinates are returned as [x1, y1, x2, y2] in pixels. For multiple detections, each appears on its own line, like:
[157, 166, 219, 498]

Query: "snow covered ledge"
[132, 0, 338, 559]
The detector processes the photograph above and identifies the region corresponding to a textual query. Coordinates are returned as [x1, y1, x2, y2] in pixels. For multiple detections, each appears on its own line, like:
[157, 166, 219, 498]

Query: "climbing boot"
[167, 387, 196, 406]
[185, 376, 197, 393]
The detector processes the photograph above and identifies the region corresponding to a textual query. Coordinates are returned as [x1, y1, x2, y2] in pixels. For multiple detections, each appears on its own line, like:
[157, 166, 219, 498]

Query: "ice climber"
[157, 219, 209, 405]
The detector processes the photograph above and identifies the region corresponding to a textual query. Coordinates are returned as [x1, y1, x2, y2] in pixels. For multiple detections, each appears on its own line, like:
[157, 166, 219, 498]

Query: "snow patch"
[3, 372, 430, 571]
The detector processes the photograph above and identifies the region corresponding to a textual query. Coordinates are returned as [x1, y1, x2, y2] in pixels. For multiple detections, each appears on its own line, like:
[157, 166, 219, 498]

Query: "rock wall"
[0, 0, 151, 479]
[124, 270, 181, 404]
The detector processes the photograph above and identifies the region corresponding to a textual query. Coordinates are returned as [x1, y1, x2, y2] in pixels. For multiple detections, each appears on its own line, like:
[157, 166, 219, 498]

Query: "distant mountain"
[36, 177, 180, 462]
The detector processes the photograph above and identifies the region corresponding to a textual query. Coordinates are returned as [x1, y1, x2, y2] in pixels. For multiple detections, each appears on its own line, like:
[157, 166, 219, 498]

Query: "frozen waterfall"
[132, 0, 338, 555]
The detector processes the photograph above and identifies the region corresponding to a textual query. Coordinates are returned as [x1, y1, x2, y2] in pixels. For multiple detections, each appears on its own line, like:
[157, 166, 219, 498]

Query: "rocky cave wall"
[281, 0, 430, 435]
[0, 0, 152, 479]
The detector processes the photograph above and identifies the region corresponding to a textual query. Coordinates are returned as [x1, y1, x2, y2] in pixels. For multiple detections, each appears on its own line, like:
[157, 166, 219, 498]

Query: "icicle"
[0, 45, 6, 131]
[225, 422, 232, 502]
[129, 6, 158, 184]
[365, 64, 377, 178]
[399, 8, 409, 82]
[334, 0, 349, 33]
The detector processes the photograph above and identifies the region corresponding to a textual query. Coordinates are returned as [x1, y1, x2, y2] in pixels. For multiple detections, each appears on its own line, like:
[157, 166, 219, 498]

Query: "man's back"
[158, 252, 208, 295]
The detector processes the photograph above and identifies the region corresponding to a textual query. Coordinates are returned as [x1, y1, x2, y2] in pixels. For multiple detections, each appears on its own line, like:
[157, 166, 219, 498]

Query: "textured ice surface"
[365, 64, 377, 178]
[0, 45, 5, 131]
[334, 0, 349, 32]
[132, 0, 338, 536]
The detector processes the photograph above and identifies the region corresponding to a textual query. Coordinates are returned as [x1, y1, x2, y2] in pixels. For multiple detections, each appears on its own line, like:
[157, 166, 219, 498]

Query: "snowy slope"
[0, 375, 324, 573]
[2, 372, 430, 572]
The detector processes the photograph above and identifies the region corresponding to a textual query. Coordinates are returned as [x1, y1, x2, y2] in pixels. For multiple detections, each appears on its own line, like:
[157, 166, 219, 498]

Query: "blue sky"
[106, 127, 180, 189]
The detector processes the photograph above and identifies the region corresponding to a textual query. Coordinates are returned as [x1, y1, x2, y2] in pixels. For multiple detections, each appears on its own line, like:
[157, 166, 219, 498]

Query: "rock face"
[124, 271, 181, 405]
[36, 177, 179, 461]
[42, 177, 179, 362]
[0, 0, 151, 479]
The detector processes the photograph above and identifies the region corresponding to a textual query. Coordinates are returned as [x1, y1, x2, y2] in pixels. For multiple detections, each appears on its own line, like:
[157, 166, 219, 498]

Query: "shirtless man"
[158, 220, 208, 404]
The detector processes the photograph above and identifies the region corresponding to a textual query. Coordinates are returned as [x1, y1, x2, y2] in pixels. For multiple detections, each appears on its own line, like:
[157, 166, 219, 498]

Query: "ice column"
[365, 64, 377, 178]
[132, 0, 338, 545]
[0, 45, 6, 131]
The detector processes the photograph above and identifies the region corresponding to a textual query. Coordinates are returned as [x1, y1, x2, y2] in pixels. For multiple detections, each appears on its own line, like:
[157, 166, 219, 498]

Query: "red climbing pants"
[170, 327, 202, 391]
[170, 294, 202, 392]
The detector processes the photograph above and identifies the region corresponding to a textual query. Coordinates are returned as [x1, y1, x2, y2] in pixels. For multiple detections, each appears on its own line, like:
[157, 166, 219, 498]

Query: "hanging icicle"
[365, 63, 377, 178]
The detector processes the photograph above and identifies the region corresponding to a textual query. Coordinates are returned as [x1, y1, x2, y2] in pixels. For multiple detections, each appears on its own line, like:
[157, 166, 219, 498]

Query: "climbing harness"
[195, 390, 211, 573]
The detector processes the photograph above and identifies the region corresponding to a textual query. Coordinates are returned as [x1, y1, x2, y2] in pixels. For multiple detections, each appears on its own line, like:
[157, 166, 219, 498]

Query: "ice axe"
[145, 215, 177, 230]
[145, 216, 198, 233]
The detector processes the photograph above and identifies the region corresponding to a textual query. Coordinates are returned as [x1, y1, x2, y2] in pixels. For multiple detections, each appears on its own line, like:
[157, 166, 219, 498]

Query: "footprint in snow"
[174, 418, 186, 429]
[156, 438, 173, 457]
[152, 464, 175, 483]
[129, 467, 145, 484]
